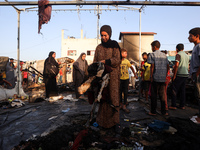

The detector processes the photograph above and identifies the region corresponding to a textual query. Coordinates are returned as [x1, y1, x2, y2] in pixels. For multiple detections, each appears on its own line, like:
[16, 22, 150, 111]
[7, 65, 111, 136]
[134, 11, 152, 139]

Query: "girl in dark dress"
[73, 53, 88, 99]
[43, 51, 60, 98]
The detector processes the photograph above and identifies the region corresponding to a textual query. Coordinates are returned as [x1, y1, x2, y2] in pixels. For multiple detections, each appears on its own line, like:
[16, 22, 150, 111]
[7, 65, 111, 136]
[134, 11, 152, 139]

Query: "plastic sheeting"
[0, 98, 92, 150]
[0, 70, 27, 101]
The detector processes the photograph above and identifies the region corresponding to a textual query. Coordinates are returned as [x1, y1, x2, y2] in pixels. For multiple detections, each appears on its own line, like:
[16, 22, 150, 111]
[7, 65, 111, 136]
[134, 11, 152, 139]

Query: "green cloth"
[177, 51, 189, 77]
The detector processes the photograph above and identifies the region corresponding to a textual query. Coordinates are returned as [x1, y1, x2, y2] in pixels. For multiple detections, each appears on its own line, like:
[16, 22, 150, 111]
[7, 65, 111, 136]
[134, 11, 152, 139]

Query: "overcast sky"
[0, 0, 199, 61]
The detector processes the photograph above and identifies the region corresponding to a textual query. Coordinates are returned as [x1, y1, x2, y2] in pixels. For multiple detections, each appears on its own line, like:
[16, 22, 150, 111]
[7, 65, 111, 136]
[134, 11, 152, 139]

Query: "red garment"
[38, 0, 52, 33]
[166, 70, 171, 81]
[59, 69, 63, 76]
[164, 70, 171, 109]
[141, 61, 145, 76]
[20, 61, 24, 71]
[23, 72, 28, 79]
[70, 129, 88, 150]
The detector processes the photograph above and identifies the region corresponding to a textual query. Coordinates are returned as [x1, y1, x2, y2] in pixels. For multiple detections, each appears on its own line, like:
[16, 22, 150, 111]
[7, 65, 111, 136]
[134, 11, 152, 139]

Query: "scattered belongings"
[0, 94, 28, 109]
[0, 84, 28, 101]
[62, 108, 70, 113]
[12, 123, 146, 150]
[48, 116, 58, 121]
[10, 99, 25, 108]
[29, 89, 45, 103]
[47, 95, 64, 103]
[164, 126, 177, 134]
[190, 115, 200, 124]
[28, 83, 45, 89]
[1, 94, 200, 150]
[127, 97, 138, 102]
[148, 120, 170, 132]
[63, 94, 78, 102]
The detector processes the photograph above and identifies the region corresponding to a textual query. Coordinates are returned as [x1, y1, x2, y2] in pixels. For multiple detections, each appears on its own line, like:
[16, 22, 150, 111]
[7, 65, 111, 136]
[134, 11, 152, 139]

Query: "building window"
[68, 50, 76, 56]
[87, 50, 95, 56]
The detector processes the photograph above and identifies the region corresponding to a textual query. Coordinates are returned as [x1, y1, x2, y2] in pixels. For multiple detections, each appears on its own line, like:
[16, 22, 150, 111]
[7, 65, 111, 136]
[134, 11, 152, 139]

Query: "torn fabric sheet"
[38, 0, 52, 33]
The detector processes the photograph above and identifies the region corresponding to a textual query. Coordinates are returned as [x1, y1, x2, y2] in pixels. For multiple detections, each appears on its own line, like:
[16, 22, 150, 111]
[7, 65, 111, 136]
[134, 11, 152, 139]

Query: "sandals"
[148, 112, 156, 116]
[169, 106, 177, 110]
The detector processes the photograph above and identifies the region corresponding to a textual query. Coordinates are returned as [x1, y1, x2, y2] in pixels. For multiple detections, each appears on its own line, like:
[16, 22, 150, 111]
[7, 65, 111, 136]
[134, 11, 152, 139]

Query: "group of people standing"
[43, 25, 200, 132]
[139, 27, 200, 118]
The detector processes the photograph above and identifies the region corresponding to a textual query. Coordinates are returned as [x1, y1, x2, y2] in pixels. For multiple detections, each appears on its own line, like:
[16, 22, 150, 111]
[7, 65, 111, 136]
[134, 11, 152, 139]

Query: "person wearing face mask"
[93, 25, 121, 131]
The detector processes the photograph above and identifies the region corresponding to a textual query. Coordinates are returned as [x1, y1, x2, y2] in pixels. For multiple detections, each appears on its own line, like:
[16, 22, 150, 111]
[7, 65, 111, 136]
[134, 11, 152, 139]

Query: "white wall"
[61, 30, 101, 65]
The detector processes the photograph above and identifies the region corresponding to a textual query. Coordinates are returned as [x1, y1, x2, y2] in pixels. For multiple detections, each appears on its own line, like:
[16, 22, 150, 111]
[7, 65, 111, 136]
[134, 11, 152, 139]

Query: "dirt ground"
[0, 89, 200, 150]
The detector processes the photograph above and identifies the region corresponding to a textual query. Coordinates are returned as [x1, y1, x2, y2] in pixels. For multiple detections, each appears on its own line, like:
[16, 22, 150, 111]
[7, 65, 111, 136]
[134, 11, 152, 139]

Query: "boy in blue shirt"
[188, 27, 200, 121]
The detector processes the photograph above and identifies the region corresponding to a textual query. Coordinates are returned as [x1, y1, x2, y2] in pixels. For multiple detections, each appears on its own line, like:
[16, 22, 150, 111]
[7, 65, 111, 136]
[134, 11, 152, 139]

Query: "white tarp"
[0, 70, 27, 101]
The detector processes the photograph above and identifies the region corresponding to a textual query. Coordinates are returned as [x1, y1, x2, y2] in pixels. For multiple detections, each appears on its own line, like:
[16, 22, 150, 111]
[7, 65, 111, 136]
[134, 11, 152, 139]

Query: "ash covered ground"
[1, 88, 200, 150]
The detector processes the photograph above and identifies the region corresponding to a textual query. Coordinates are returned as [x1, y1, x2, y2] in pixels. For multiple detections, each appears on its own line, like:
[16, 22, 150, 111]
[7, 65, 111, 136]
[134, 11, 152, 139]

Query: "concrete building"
[119, 32, 157, 62]
[61, 29, 101, 65]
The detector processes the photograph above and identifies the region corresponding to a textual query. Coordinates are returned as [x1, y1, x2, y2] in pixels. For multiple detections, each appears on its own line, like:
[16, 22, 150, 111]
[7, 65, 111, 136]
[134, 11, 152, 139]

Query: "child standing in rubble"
[142, 53, 151, 101]
[147, 40, 169, 116]
[120, 49, 137, 113]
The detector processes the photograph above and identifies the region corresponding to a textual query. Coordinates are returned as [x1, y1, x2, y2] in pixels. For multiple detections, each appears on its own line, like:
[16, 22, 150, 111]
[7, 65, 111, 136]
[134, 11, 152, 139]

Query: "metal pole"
[17, 10, 20, 96]
[97, 5, 100, 45]
[138, 9, 142, 100]
[139, 9, 141, 69]
[1, 1, 200, 6]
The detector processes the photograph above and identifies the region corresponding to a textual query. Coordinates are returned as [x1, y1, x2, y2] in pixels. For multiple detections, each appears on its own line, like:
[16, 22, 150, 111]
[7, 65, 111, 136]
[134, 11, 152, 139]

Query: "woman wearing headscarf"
[73, 53, 88, 99]
[6, 60, 16, 89]
[93, 25, 121, 129]
[43, 51, 60, 98]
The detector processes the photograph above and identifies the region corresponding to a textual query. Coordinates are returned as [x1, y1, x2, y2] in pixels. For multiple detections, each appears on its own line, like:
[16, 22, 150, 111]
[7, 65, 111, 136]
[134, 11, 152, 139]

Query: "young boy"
[188, 27, 200, 121]
[140, 52, 148, 97]
[147, 40, 169, 116]
[120, 49, 137, 113]
[142, 53, 151, 101]
[22, 69, 28, 86]
[169, 44, 189, 110]
[0, 71, 12, 87]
